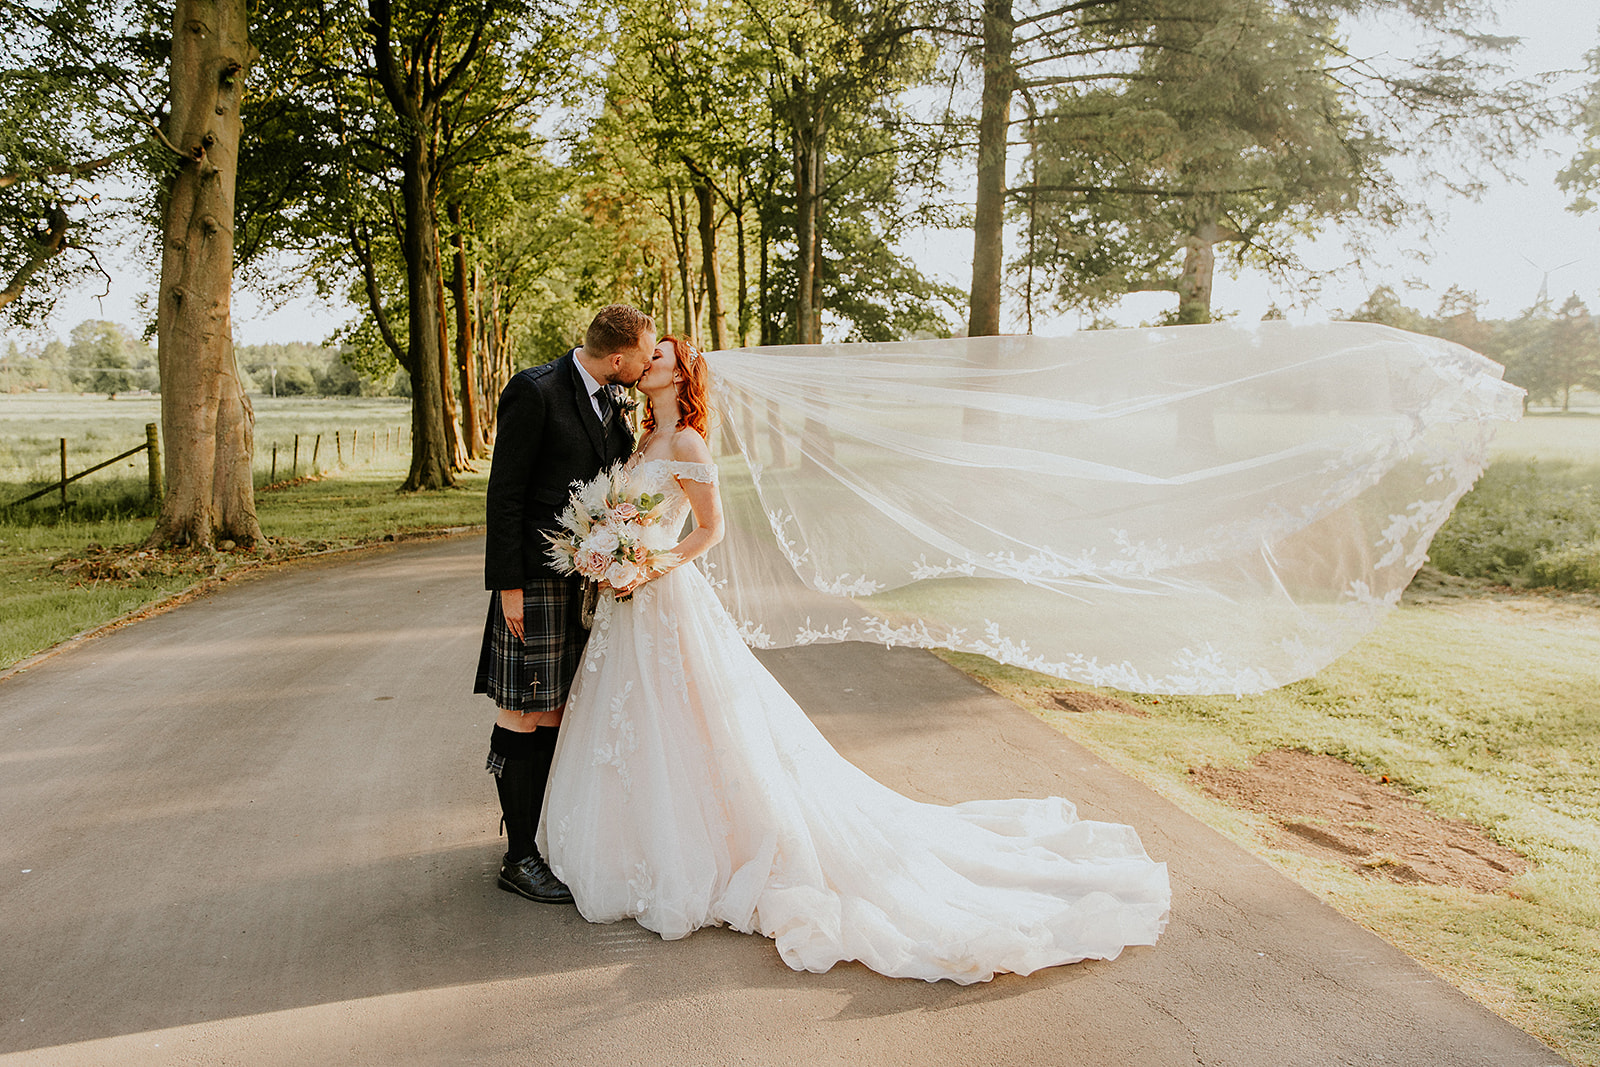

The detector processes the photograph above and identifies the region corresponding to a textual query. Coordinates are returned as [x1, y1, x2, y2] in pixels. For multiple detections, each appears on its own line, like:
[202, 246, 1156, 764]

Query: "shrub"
[1530, 539, 1600, 590]
[1428, 460, 1600, 590]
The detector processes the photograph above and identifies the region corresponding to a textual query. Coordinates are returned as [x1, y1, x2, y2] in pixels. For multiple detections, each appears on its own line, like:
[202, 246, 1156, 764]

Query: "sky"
[33, 0, 1600, 347]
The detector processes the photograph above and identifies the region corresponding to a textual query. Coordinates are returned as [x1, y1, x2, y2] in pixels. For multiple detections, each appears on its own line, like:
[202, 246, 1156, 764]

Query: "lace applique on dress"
[631, 458, 718, 486]
[628, 861, 654, 912]
[584, 596, 613, 673]
[592, 680, 637, 793]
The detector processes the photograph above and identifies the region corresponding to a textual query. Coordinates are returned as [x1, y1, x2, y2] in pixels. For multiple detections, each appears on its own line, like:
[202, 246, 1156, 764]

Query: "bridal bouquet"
[544, 465, 678, 598]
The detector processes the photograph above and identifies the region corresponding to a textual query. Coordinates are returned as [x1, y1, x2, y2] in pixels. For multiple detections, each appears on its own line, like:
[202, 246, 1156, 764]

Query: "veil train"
[697, 322, 1523, 696]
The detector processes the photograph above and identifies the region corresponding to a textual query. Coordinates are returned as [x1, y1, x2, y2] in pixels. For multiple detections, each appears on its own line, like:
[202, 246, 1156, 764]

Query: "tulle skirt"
[538, 563, 1171, 984]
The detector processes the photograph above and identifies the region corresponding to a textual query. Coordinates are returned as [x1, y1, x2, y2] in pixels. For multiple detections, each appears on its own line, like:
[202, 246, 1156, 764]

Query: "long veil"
[697, 321, 1523, 695]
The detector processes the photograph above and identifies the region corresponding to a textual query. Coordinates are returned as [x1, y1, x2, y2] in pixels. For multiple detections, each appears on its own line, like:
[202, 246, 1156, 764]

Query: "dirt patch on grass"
[1049, 689, 1149, 716]
[1194, 749, 1528, 894]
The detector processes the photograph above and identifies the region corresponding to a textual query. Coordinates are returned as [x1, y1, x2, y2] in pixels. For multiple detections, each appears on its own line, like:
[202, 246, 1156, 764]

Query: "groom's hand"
[499, 588, 525, 641]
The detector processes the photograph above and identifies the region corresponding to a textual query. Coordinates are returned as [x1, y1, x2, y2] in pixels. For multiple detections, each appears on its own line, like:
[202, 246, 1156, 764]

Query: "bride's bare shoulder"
[670, 427, 713, 465]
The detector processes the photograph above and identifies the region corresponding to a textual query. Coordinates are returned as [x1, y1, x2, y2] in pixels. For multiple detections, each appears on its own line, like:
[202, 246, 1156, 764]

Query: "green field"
[1492, 408, 1600, 465]
[0, 393, 414, 501]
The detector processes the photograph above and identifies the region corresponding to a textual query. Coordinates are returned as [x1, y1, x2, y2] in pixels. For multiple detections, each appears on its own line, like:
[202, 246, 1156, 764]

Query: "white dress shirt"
[572, 351, 607, 422]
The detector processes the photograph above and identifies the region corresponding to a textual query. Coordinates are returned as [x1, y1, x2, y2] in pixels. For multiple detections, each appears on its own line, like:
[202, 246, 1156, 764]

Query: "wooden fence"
[262, 425, 410, 483]
[3, 423, 161, 509]
[3, 422, 413, 509]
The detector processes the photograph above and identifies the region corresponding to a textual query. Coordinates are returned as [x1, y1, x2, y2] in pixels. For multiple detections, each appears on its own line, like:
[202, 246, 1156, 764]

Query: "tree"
[948, 0, 1549, 335]
[1558, 41, 1600, 219]
[1020, 5, 1387, 324]
[67, 320, 155, 394]
[1547, 295, 1600, 412]
[0, 1, 265, 547]
[147, 0, 262, 548]
[743, 0, 932, 343]
[240, 0, 573, 486]
[0, 1, 153, 321]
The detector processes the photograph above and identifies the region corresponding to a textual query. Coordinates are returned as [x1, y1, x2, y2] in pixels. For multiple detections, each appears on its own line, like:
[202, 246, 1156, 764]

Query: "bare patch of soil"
[1194, 748, 1528, 893]
[1049, 689, 1149, 716]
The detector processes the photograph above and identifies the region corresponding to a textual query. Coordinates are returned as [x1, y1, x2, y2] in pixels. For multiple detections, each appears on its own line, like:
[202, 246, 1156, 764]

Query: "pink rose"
[613, 501, 640, 522]
[631, 543, 648, 564]
[577, 548, 611, 578]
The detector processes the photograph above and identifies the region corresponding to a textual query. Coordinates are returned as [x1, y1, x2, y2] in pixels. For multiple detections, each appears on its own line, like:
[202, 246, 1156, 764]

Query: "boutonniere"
[613, 390, 639, 416]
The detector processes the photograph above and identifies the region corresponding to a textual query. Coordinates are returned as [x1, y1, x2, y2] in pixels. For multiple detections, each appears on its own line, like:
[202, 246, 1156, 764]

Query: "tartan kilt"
[473, 576, 589, 714]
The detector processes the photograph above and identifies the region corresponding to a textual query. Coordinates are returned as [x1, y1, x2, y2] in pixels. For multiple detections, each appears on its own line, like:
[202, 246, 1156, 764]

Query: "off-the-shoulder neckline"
[627, 457, 718, 481]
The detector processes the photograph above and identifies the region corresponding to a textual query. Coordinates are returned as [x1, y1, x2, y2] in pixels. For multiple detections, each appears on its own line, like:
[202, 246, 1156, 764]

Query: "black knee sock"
[491, 726, 560, 862]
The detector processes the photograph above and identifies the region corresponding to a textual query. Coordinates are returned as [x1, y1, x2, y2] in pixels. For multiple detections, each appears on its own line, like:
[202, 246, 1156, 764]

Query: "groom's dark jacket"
[483, 349, 634, 590]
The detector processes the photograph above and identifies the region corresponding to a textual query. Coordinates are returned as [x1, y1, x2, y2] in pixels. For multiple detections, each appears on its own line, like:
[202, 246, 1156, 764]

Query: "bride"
[538, 334, 1173, 985]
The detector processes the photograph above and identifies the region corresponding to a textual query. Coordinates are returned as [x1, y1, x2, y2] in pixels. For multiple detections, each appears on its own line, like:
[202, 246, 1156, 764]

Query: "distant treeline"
[0, 323, 406, 398]
[5, 295, 1596, 410]
[1346, 287, 1600, 411]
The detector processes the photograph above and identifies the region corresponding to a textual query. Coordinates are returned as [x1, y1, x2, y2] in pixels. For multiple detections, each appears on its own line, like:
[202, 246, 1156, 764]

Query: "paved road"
[0, 536, 1569, 1066]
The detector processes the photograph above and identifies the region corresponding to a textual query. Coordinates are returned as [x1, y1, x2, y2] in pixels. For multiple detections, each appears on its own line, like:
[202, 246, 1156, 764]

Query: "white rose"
[583, 528, 620, 558]
[605, 559, 642, 589]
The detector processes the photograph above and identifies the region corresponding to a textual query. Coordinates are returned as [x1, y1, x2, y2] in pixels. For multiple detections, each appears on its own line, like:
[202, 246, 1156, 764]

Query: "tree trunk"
[659, 261, 673, 337]
[795, 104, 831, 466]
[147, 0, 263, 550]
[398, 138, 454, 491]
[451, 218, 484, 457]
[691, 173, 728, 350]
[810, 116, 826, 343]
[733, 188, 750, 347]
[666, 184, 698, 343]
[758, 208, 770, 345]
[1176, 213, 1218, 325]
[1174, 208, 1219, 454]
[792, 91, 825, 345]
[434, 242, 470, 470]
[472, 261, 493, 441]
[967, 0, 1014, 339]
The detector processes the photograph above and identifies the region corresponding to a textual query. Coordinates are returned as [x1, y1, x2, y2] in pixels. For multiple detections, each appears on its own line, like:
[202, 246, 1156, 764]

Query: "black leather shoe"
[497, 853, 574, 904]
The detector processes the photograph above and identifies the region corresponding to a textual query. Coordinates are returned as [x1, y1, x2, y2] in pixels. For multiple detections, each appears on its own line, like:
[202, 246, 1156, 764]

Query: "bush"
[1530, 539, 1600, 590]
[1428, 460, 1600, 590]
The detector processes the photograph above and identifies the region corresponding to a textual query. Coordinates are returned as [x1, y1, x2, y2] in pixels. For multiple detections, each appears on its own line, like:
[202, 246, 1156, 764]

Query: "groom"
[474, 304, 655, 903]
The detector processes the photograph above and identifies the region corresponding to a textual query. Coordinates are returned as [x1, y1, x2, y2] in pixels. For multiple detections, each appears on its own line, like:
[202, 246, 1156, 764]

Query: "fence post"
[59, 438, 67, 507]
[145, 423, 161, 501]
[352, 429, 359, 461]
[312, 433, 322, 473]
[271, 443, 278, 482]
[292, 434, 300, 478]
[335, 429, 342, 465]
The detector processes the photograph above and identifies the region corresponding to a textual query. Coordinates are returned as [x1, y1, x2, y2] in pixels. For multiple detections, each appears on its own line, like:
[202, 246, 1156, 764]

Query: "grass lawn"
[1493, 408, 1600, 466]
[940, 585, 1600, 1065]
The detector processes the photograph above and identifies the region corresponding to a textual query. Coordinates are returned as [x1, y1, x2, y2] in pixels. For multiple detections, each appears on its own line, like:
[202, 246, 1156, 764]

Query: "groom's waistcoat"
[484, 350, 634, 590]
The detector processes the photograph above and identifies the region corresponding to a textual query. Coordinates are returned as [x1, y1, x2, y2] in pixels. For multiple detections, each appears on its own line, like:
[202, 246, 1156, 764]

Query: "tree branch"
[0, 203, 70, 310]
[347, 219, 408, 368]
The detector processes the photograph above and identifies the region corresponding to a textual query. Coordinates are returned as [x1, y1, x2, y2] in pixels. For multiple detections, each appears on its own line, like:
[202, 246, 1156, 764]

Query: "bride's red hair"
[643, 334, 714, 441]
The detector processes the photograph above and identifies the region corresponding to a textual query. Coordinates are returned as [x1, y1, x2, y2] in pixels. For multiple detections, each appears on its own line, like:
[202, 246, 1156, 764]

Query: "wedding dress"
[538, 458, 1172, 984]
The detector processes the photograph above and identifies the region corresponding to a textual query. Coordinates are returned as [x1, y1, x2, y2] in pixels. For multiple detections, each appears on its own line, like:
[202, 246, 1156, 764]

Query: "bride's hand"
[613, 565, 663, 598]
